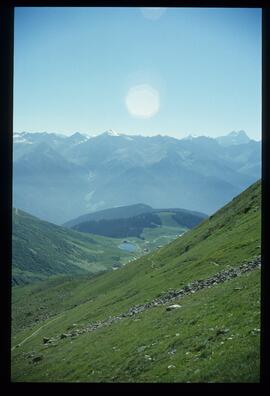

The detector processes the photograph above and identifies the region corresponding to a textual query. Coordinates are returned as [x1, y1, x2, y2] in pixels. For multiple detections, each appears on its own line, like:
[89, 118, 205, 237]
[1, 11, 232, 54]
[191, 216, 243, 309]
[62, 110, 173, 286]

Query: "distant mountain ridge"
[64, 204, 207, 238]
[13, 130, 261, 224]
[63, 203, 153, 228]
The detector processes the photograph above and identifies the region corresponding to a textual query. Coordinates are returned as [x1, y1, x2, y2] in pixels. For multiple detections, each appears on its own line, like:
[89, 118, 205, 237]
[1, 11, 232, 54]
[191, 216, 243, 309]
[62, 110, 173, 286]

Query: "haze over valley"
[13, 130, 260, 225]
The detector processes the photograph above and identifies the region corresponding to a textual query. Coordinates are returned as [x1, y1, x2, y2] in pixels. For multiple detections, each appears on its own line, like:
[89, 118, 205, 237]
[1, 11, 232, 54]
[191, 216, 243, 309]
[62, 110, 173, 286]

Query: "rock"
[32, 355, 43, 363]
[166, 304, 181, 311]
[216, 328, 230, 336]
[24, 352, 35, 359]
[60, 333, 70, 339]
[168, 365, 176, 369]
[144, 355, 152, 360]
[251, 328, 260, 336]
[43, 337, 50, 344]
[137, 345, 147, 353]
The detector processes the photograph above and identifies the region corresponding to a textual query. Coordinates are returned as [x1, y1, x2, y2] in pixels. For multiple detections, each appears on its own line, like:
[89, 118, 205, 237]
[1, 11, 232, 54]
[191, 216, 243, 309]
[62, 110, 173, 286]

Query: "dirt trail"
[11, 313, 64, 351]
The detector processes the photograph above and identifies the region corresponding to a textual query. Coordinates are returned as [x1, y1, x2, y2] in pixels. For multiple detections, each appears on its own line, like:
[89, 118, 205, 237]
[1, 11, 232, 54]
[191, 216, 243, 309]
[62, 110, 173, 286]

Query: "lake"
[118, 242, 137, 252]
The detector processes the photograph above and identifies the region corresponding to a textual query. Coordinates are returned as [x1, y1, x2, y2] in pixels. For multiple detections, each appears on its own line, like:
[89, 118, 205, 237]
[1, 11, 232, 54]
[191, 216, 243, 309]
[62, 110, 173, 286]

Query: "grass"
[11, 269, 260, 382]
[11, 180, 261, 382]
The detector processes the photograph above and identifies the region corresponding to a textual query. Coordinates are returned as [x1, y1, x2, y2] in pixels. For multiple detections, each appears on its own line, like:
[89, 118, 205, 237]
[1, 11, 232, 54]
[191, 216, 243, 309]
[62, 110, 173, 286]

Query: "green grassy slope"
[11, 270, 260, 383]
[11, 180, 261, 382]
[12, 209, 133, 285]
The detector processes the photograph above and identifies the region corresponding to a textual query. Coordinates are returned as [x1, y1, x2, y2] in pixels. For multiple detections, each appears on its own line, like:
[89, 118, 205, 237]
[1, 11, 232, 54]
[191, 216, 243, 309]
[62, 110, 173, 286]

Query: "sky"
[14, 7, 262, 140]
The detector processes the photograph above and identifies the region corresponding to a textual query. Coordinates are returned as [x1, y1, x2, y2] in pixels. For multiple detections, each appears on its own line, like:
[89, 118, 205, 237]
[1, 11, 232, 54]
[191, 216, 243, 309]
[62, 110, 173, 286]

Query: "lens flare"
[125, 84, 160, 119]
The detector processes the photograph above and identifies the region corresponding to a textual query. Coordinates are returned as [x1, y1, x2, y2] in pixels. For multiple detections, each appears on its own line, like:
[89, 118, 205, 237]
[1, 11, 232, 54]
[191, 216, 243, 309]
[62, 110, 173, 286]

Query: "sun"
[125, 84, 160, 119]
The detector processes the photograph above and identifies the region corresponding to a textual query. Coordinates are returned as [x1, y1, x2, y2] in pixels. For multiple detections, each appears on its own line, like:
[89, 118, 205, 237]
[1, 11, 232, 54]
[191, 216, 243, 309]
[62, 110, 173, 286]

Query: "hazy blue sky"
[14, 7, 261, 139]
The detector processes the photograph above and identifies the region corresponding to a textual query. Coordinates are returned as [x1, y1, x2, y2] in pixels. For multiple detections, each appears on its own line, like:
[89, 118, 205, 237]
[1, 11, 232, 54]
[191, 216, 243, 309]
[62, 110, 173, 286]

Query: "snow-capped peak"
[184, 134, 199, 140]
[69, 132, 91, 141]
[13, 132, 32, 144]
[216, 130, 250, 146]
[104, 129, 121, 137]
[228, 130, 249, 138]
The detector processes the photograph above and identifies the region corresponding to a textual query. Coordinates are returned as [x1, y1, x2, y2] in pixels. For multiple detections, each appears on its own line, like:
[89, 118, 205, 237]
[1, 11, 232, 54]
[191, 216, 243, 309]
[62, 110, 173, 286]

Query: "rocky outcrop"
[46, 255, 261, 344]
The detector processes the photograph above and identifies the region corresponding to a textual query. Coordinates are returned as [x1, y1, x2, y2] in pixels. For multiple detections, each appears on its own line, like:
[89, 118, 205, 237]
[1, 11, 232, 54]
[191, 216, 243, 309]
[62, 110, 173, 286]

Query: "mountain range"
[13, 130, 261, 224]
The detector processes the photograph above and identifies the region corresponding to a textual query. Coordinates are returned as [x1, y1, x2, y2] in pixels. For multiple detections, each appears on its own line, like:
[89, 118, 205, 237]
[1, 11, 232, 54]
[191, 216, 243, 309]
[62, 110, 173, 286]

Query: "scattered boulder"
[43, 337, 50, 344]
[137, 345, 147, 353]
[166, 304, 181, 311]
[144, 355, 152, 360]
[32, 355, 43, 364]
[216, 328, 230, 336]
[251, 328, 260, 336]
[60, 333, 70, 339]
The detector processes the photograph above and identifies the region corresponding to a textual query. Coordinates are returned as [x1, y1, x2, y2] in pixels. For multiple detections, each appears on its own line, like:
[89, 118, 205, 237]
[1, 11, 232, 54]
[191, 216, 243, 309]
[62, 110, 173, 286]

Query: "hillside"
[64, 205, 207, 238]
[12, 206, 199, 286]
[63, 203, 154, 228]
[13, 131, 261, 224]
[69, 209, 206, 239]
[12, 209, 134, 285]
[11, 180, 261, 382]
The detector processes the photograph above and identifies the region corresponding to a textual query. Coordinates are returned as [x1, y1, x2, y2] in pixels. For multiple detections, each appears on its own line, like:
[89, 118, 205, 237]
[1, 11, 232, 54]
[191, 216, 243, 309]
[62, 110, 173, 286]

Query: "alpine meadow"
[12, 7, 261, 383]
